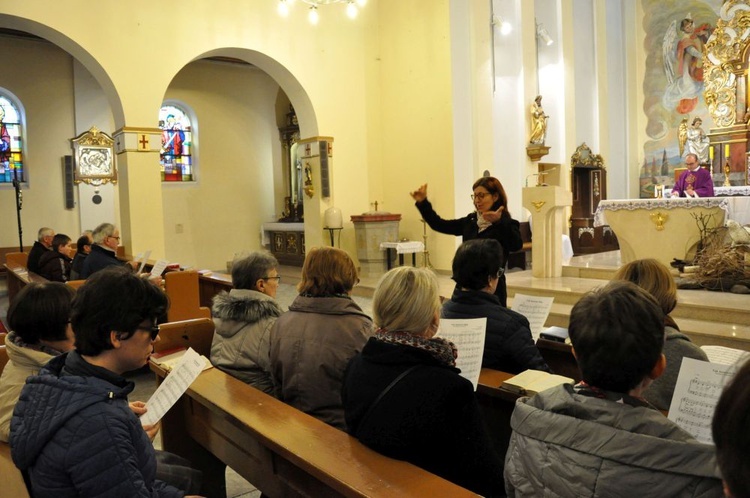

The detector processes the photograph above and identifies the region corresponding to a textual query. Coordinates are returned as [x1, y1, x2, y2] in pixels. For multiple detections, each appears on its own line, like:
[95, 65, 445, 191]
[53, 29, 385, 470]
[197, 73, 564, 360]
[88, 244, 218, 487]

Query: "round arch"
[188, 47, 319, 139]
[0, 14, 125, 127]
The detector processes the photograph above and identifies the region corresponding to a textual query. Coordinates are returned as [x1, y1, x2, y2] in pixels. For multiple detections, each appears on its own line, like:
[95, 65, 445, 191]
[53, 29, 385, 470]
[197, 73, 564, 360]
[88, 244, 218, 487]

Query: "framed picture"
[71, 126, 117, 186]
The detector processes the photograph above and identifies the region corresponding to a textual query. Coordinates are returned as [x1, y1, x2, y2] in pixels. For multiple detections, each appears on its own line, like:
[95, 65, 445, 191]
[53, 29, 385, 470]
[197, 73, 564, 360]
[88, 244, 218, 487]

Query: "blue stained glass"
[0, 95, 24, 183]
[159, 105, 194, 182]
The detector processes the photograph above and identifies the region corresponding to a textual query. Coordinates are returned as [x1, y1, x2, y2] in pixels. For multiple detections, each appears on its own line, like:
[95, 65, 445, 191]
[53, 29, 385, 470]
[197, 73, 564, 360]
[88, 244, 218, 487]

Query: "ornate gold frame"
[570, 142, 605, 169]
[70, 126, 117, 186]
[704, 1, 750, 129]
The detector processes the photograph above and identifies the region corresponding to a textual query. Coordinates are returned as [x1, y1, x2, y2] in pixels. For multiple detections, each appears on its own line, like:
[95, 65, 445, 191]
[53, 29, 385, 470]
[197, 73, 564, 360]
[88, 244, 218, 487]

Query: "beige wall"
[162, 61, 281, 270]
[0, 36, 79, 248]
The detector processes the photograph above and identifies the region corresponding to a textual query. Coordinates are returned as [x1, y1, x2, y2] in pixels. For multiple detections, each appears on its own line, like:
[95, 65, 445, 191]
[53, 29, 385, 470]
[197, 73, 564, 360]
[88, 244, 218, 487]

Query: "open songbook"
[501, 369, 574, 396]
[151, 347, 212, 373]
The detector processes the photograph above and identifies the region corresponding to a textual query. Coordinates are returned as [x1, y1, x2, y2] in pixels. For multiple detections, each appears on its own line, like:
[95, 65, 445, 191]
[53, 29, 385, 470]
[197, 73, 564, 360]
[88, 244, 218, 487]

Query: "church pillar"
[298, 136, 335, 252]
[113, 127, 166, 259]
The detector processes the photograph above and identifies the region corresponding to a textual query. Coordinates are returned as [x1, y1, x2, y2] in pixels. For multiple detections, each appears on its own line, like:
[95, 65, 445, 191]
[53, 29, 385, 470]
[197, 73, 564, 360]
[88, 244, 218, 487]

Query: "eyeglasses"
[496, 268, 505, 279]
[137, 323, 160, 340]
[262, 276, 281, 282]
[470, 192, 490, 201]
[109, 236, 121, 241]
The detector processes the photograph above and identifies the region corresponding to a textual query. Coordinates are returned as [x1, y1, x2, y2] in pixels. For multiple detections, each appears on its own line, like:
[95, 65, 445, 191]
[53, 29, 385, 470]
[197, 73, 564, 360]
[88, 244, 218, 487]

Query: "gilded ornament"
[649, 211, 668, 231]
[531, 200, 546, 212]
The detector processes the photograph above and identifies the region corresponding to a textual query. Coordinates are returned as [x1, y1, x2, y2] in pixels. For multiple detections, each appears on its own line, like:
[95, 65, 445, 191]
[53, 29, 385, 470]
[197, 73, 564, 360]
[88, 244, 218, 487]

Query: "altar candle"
[725, 144, 730, 157]
[709, 146, 714, 160]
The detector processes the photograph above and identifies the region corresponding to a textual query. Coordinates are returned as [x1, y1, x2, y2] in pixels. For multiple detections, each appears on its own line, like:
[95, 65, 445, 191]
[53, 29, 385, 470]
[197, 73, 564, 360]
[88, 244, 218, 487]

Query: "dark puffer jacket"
[211, 288, 284, 395]
[441, 288, 549, 374]
[10, 352, 183, 498]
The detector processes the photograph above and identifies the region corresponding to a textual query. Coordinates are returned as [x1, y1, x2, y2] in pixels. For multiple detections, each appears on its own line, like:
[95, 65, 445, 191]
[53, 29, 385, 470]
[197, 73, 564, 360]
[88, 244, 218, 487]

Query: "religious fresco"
[640, 0, 722, 198]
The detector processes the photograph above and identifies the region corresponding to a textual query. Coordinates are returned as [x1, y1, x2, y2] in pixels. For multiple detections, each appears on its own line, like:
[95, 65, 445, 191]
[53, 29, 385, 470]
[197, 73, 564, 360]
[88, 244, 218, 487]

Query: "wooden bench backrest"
[165, 271, 211, 322]
[0, 443, 30, 498]
[5, 252, 28, 268]
[536, 338, 581, 382]
[154, 317, 214, 358]
[0, 333, 8, 375]
[65, 279, 86, 290]
[155, 363, 479, 497]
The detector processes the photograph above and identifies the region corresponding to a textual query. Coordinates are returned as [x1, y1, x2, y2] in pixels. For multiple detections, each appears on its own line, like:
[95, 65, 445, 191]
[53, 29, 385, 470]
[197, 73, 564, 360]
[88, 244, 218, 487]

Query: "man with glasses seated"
[81, 222, 139, 278]
[441, 239, 549, 374]
[210, 251, 284, 395]
[10, 267, 201, 497]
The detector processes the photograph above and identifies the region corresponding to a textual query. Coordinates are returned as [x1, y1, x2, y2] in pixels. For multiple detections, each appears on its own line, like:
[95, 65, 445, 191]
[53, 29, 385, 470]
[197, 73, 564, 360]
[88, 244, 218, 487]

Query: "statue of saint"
[685, 117, 710, 164]
[529, 95, 549, 145]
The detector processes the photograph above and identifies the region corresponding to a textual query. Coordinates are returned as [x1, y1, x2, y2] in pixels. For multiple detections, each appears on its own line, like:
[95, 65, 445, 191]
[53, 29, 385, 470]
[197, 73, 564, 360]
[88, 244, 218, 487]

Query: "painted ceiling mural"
[640, 0, 722, 198]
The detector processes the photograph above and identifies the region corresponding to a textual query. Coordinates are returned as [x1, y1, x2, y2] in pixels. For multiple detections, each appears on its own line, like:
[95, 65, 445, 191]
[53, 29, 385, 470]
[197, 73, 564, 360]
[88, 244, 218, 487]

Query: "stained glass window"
[0, 95, 24, 184]
[159, 104, 194, 182]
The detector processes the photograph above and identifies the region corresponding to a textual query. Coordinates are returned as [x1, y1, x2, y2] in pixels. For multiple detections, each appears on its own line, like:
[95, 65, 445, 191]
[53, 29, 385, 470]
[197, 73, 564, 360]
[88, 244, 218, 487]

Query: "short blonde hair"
[297, 247, 358, 296]
[373, 267, 441, 336]
[612, 258, 677, 315]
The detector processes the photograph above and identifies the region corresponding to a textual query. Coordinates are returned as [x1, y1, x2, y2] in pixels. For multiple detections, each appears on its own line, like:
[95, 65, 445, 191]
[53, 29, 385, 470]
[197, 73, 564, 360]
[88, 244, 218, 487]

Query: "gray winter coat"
[504, 384, 723, 498]
[210, 289, 283, 395]
[269, 295, 373, 430]
[643, 325, 708, 411]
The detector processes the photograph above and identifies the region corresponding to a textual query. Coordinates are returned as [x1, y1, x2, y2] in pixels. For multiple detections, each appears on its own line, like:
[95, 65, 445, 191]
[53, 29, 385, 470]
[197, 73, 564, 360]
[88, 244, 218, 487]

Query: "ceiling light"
[308, 5, 319, 24]
[537, 22, 554, 46]
[491, 15, 512, 36]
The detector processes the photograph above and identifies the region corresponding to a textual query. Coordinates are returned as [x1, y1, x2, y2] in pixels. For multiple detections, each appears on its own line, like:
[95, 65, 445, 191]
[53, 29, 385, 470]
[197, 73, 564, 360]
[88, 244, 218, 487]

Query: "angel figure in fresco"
[685, 116, 710, 164]
[678, 116, 688, 157]
[662, 15, 712, 114]
[529, 95, 548, 145]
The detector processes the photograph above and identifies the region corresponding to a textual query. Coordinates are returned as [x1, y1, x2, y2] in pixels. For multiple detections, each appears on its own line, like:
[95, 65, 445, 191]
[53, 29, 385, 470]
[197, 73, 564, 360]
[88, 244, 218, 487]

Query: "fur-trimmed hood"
[212, 289, 283, 336]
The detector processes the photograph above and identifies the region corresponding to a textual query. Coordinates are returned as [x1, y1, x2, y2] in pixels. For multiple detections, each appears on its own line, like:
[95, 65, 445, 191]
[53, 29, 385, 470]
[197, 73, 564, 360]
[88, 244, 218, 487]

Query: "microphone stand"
[12, 165, 23, 252]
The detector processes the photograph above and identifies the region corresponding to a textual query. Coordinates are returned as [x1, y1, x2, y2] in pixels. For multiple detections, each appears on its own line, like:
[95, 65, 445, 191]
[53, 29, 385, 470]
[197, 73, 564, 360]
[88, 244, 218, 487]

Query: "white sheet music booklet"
[436, 318, 487, 390]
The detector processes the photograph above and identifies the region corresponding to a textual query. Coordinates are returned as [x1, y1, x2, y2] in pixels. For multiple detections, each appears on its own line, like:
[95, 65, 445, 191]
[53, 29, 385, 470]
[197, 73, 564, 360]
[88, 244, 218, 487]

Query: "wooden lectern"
[523, 186, 573, 278]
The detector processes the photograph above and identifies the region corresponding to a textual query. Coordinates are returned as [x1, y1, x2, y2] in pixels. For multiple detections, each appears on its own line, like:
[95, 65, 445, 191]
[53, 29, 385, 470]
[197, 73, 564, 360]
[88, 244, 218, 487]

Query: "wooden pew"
[198, 272, 233, 309]
[0, 333, 8, 374]
[5, 252, 28, 268]
[164, 271, 211, 322]
[154, 318, 214, 357]
[535, 338, 581, 382]
[152, 363, 479, 498]
[4, 263, 48, 304]
[0, 443, 30, 498]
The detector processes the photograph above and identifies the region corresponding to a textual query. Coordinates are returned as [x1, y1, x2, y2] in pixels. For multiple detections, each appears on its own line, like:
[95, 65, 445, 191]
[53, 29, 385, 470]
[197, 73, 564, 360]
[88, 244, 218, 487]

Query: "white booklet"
[700, 345, 750, 366]
[667, 357, 739, 444]
[141, 347, 208, 426]
[149, 259, 170, 277]
[511, 293, 554, 341]
[436, 318, 487, 390]
[135, 250, 152, 274]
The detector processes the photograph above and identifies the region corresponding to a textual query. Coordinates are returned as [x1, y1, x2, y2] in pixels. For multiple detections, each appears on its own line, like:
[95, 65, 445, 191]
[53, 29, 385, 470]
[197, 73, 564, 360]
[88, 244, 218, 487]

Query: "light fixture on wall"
[536, 22, 554, 46]
[491, 15, 512, 36]
[278, 0, 367, 23]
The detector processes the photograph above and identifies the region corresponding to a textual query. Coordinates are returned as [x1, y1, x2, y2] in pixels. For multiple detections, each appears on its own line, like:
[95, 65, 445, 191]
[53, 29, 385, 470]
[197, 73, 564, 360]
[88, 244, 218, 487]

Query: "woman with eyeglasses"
[410, 176, 522, 307]
[441, 240, 549, 374]
[0, 282, 75, 442]
[210, 251, 284, 395]
[269, 247, 373, 430]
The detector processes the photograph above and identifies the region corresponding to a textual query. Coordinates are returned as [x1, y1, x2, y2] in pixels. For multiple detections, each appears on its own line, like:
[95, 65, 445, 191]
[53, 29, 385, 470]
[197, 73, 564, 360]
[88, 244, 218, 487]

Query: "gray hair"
[92, 223, 116, 244]
[373, 266, 441, 337]
[231, 251, 279, 290]
[37, 227, 54, 242]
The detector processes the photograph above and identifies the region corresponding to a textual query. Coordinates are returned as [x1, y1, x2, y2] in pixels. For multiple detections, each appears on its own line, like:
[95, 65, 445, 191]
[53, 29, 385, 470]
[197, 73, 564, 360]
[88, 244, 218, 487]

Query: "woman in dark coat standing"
[342, 266, 504, 497]
[411, 176, 522, 307]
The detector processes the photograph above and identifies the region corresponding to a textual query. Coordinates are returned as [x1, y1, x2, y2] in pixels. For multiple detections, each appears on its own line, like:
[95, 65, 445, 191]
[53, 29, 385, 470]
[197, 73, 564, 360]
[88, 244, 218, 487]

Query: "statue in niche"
[529, 95, 549, 145]
[685, 116, 710, 164]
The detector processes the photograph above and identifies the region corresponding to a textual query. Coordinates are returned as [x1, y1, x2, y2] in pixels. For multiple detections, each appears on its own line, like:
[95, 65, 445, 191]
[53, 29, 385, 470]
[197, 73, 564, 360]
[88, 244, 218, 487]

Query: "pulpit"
[522, 186, 572, 277]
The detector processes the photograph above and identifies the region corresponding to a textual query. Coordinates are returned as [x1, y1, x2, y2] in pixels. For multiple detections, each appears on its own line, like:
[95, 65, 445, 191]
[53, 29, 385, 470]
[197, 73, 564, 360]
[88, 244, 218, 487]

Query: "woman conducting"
[342, 266, 504, 497]
[411, 176, 522, 307]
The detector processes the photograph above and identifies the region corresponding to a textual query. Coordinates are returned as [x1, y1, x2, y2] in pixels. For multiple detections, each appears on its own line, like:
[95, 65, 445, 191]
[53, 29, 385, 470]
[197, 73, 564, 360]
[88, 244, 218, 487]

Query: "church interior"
[1, 0, 750, 495]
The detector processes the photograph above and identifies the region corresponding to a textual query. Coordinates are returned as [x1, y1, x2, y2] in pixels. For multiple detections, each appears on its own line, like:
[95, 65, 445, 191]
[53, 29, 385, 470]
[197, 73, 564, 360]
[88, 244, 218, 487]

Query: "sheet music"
[667, 357, 739, 444]
[511, 293, 554, 340]
[136, 250, 152, 274]
[149, 259, 169, 277]
[141, 348, 206, 426]
[700, 345, 750, 365]
[436, 318, 487, 390]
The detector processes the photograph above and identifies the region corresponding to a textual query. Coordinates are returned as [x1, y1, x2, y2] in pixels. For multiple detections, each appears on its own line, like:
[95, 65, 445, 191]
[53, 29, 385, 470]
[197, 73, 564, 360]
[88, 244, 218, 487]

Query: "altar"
[594, 198, 728, 267]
